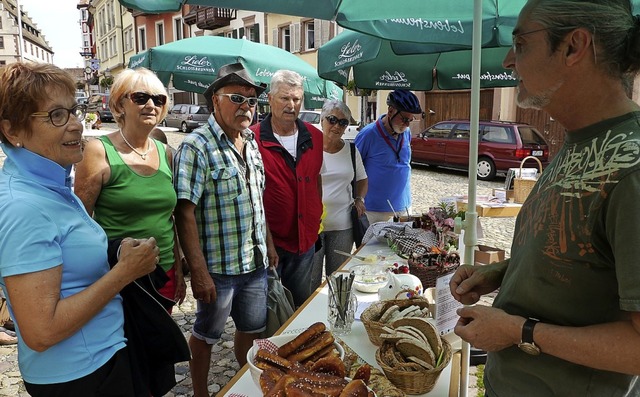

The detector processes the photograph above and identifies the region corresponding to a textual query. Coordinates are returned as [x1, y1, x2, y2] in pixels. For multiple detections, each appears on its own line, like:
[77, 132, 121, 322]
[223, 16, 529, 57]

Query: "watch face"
[518, 342, 541, 355]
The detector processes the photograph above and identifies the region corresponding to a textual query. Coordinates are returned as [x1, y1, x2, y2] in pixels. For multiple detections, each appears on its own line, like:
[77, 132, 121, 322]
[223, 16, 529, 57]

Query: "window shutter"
[314, 19, 321, 48]
[232, 30, 238, 39]
[272, 28, 278, 47]
[252, 23, 260, 42]
[239, 27, 245, 39]
[292, 23, 300, 53]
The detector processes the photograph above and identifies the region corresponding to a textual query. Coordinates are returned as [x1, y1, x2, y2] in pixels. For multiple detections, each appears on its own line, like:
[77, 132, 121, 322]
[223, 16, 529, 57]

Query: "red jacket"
[251, 115, 323, 254]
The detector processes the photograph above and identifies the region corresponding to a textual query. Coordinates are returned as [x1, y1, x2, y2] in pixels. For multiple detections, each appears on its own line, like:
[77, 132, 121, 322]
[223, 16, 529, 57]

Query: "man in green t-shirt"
[450, 1, 640, 395]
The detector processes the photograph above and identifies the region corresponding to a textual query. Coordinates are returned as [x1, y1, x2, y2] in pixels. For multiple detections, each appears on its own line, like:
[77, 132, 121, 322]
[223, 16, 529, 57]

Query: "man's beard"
[516, 81, 562, 110]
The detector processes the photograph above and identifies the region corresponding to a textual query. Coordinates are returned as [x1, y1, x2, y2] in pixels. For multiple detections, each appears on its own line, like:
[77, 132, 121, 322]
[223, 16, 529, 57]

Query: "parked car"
[86, 93, 113, 122]
[411, 120, 550, 181]
[299, 110, 360, 141]
[164, 104, 210, 133]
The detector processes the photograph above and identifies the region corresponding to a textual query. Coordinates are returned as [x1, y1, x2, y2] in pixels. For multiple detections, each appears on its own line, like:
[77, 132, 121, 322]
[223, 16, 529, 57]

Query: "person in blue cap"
[354, 89, 423, 224]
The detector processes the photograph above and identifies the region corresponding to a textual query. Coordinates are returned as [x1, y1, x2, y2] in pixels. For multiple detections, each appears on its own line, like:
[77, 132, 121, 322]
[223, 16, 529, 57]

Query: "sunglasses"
[398, 112, 417, 124]
[128, 92, 168, 106]
[325, 115, 349, 127]
[218, 93, 259, 107]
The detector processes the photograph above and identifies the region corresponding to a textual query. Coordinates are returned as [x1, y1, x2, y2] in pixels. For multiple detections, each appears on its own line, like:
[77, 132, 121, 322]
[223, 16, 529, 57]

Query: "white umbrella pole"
[460, 0, 482, 396]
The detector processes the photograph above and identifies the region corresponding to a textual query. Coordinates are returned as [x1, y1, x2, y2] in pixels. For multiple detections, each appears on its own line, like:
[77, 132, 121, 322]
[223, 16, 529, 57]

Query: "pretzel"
[310, 355, 346, 378]
[259, 368, 285, 395]
[277, 322, 326, 358]
[255, 348, 294, 371]
[338, 379, 369, 397]
[287, 331, 335, 362]
[286, 379, 346, 397]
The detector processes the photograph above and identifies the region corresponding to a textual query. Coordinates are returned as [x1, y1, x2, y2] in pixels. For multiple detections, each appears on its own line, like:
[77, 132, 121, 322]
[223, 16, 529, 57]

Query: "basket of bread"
[247, 322, 376, 396]
[360, 295, 431, 346]
[375, 317, 452, 394]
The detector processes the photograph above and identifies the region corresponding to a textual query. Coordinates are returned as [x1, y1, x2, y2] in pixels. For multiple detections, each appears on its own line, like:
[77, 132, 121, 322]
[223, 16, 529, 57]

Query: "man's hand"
[267, 241, 279, 268]
[189, 267, 216, 304]
[454, 305, 524, 352]
[449, 263, 505, 305]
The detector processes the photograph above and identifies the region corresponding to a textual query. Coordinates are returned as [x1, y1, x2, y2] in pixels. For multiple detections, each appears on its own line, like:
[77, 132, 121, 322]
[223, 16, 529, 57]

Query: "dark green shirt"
[488, 112, 640, 396]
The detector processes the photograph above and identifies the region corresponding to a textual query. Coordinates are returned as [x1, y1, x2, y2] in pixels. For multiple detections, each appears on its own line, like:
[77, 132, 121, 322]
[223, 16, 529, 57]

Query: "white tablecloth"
[219, 238, 456, 397]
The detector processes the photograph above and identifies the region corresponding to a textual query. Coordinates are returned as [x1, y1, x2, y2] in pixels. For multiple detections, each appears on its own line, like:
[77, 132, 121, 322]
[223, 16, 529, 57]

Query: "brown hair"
[0, 62, 76, 145]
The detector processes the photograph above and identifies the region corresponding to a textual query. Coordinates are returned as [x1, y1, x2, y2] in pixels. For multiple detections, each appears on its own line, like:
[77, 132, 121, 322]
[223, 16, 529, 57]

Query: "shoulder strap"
[349, 142, 356, 199]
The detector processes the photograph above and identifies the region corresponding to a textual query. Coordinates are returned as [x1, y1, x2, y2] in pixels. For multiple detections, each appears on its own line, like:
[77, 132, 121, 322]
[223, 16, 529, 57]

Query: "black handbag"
[349, 143, 369, 247]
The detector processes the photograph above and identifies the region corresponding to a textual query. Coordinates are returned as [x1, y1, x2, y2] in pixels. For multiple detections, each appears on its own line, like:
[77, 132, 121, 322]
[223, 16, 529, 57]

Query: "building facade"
[0, 0, 53, 67]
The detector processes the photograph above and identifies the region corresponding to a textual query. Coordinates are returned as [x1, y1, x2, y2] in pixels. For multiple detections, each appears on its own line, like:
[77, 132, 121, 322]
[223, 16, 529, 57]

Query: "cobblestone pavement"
[0, 129, 513, 396]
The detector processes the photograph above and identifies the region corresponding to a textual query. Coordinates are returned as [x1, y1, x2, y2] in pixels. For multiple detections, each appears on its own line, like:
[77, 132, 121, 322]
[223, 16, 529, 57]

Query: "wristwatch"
[518, 317, 541, 355]
[355, 196, 365, 204]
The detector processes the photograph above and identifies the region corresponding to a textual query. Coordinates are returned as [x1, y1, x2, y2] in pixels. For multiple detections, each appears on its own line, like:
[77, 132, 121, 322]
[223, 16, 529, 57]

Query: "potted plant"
[84, 112, 98, 130]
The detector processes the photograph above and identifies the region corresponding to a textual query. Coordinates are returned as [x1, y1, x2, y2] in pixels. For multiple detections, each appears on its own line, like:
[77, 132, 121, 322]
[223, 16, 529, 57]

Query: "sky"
[20, 0, 85, 69]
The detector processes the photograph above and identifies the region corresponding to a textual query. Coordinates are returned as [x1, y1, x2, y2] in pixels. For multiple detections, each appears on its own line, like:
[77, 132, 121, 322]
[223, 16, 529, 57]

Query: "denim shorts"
[192, 268, 267, 344]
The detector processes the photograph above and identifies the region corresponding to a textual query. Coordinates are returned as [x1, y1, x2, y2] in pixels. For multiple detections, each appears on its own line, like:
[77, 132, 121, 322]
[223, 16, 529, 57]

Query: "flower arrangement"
[85, 112, 98, 124]
[425, 201, 465, 251]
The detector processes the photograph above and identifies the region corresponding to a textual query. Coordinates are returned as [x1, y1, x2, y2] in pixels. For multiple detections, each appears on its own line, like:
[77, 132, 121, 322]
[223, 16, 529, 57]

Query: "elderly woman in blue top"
[0, 62, 160, 396]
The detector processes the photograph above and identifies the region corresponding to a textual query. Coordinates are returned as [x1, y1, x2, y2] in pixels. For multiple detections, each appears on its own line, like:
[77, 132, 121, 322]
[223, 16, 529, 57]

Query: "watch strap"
[522, 317, 539, 343]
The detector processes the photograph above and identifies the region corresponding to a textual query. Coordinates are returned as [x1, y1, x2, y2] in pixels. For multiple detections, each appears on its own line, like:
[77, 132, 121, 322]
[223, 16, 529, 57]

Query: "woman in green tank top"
[74, 68, 186, 307]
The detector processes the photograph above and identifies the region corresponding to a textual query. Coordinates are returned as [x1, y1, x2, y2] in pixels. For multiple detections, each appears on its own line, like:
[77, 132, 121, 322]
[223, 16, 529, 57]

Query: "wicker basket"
[514, 156, 542, 203]
[408, 247, 460, 289]
[375, 338, 452, 394]
[360, 296, 431, 346]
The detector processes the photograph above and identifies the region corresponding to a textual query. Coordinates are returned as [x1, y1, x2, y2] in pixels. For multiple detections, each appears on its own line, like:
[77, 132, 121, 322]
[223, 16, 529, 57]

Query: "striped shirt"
[173, 115, 268, 275]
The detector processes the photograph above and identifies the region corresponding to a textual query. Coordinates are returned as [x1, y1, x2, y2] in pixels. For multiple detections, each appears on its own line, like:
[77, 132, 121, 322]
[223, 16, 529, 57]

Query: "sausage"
[277, 322, 326, 358]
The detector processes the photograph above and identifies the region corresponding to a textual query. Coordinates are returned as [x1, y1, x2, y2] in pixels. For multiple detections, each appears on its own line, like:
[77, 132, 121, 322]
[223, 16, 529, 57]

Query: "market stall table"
[218, 237, 459, 397]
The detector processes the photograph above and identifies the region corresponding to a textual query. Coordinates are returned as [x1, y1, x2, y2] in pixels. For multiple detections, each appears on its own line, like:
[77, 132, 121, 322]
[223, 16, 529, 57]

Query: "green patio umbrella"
[318, 29, 515, 91]
[128, 36, 337, 109]
[118, 0, 522, 46]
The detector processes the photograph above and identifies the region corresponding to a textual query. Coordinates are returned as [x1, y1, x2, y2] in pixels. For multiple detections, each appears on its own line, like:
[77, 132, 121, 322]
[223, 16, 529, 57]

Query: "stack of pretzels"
[253, 322, 374, 396]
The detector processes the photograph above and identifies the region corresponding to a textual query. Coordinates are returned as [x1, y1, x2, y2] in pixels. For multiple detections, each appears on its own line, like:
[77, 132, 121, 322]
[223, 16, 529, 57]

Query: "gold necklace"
[120, 129, 152, 160]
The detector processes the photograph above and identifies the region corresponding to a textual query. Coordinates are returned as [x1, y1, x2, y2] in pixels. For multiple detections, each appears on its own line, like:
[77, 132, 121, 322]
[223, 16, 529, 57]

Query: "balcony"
[195, 7, 236, 30]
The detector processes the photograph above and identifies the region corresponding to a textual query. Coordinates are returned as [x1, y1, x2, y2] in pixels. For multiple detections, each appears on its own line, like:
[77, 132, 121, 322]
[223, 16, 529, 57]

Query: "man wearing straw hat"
[173, 62, 269, 397]
[450, 1, 640, 396]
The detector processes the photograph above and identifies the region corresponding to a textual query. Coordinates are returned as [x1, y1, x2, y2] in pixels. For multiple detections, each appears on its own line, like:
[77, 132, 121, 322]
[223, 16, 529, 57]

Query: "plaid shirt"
[174, 115, 267, 275]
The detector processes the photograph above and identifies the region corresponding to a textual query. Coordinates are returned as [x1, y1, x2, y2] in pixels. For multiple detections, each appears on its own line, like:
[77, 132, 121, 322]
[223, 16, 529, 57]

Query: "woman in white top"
[310, 100, 368, 290]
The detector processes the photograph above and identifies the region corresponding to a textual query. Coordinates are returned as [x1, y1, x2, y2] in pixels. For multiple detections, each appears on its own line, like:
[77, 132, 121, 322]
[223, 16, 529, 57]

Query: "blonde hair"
[109, 68, 170, 128]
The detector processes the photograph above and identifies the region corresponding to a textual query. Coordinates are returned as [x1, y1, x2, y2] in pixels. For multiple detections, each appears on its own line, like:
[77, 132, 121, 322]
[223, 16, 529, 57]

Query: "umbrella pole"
[460, 0, 483, 396]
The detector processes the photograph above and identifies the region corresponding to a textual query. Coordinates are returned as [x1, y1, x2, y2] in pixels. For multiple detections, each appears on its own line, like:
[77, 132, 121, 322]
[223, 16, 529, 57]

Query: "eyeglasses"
[128, 92, 168, 106]
[218, 93, 259, 107]
[30, 104, 87, 127]
[512, 26, 577, 53]
[325, 115, 349, 128]
[398, 112, 417, 124]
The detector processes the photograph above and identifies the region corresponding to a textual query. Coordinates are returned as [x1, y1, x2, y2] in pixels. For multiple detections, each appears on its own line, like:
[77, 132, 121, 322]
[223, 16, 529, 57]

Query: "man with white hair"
[250, 69, 324, 307]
